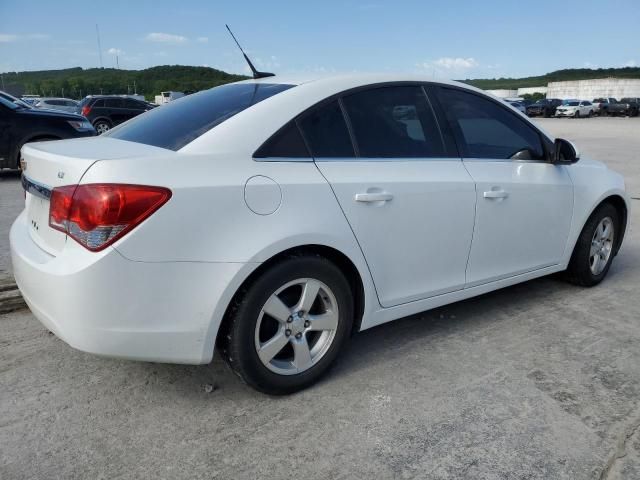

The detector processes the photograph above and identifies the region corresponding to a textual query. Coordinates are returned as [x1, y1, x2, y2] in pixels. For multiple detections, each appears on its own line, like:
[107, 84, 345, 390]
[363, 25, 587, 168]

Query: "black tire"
[544, 109, 550, 118]
[93, 119, 111, 135]
[565, 203, 620, 287]
[588, 110, 593, 118]
[220, 254, 354, 394]
[575, 110, 580, 118]
[601, 109, 608, 117]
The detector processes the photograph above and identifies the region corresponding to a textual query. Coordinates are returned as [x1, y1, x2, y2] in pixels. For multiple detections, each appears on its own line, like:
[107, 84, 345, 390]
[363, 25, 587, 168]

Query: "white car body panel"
[10, 73, 631, 365]
[316, 159, 476, 307]
[462, 160, 573, 286]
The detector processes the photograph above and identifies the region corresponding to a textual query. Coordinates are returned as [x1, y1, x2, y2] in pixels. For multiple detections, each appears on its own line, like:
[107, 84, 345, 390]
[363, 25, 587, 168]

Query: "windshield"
[563, 101, 579, 106]
[107, 82, 294, 151]
[593, 98, 605, 103]
[0, 92, 31, 109]
[0, 95, 20, 110]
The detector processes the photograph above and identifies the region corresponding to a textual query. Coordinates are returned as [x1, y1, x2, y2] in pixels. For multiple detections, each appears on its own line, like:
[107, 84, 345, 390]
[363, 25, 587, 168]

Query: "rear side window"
[107, 83, 294, 151]
[92, 99, 105, 108]
[124, 99, 145, 109]
[104, 98, 124, 108]
[254, 121, 310, 158]
[342, 86, 445, 158]
[298, 100, 355, 157]
[437, 87, 545, 160]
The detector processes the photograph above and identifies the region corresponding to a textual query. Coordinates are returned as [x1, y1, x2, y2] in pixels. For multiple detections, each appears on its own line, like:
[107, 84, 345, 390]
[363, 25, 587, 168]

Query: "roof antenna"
[225, 24, 275, 79]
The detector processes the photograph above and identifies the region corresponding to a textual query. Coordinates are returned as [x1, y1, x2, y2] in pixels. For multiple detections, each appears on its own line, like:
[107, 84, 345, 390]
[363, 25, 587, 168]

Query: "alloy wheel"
[254, 278, 339, 375]
[589, 217, 614, 275]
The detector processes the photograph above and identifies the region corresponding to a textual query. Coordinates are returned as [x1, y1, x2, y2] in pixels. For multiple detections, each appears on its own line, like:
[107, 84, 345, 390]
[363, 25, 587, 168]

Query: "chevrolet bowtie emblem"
[57, 171, 65, 179]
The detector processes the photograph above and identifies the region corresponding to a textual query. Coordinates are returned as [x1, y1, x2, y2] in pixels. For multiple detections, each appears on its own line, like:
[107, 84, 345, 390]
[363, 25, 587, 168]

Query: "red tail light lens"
[49, 184, 172, 251]
[81, 105, 91, 116]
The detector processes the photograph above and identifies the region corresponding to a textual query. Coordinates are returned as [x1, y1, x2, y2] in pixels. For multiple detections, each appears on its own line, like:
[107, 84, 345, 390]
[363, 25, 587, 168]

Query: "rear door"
[307, 85, 476, 307]
[434, 86, 573, 287]
[104, 98, 126, 125]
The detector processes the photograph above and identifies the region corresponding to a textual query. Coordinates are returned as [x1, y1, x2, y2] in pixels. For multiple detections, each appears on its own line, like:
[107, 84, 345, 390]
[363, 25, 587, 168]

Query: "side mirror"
[553, 138, 580, 164]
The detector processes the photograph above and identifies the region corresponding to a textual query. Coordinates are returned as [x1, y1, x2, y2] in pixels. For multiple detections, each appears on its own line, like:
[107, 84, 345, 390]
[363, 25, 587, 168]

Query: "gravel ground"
[1, 117, 639, 479]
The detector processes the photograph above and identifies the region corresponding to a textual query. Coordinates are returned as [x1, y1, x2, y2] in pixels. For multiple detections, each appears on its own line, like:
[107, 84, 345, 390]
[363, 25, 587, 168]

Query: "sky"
[1, 0, 639, 79]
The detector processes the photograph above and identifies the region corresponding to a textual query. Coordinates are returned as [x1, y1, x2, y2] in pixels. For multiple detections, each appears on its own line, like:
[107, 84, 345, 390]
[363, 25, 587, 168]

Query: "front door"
[435, 86, 573, 286]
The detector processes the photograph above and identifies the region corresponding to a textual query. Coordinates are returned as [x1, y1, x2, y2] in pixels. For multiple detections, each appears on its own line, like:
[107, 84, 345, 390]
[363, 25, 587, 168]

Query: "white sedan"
[11, 74, 629, 394]
[555, 100, 595, 118]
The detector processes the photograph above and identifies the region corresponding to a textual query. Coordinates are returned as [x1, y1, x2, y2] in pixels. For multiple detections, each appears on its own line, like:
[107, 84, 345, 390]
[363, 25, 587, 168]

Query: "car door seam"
[311, 160, 383, 308]
[461, 159, 478, 289]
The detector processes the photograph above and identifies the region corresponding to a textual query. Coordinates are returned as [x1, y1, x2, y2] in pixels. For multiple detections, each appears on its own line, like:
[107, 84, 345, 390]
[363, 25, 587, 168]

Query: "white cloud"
[107, 48, 123, 55]
[145, 32, 188, 44]
[433, 57, 478, 69]
[196, 36, 208, 43]
[0, 33, 49, 42]
[624, 59, 637, 67]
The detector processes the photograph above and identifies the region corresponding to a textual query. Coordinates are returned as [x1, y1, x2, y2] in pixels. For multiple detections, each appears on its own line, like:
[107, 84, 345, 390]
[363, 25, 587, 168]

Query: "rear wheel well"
[216, 245, 366, 350]
[14, 135, 61, 168]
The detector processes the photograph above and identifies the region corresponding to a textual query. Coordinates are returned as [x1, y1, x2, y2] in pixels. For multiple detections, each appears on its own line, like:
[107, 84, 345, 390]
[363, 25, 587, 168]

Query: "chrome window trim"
[22, 175, 52, 200]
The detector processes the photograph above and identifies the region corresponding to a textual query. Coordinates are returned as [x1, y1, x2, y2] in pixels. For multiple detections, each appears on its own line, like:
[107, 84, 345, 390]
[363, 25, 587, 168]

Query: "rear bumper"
[10, 211, 246, 364]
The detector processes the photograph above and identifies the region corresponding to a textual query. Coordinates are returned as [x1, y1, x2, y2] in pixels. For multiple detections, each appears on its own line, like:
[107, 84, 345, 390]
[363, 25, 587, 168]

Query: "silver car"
[34, 97, 79, 113]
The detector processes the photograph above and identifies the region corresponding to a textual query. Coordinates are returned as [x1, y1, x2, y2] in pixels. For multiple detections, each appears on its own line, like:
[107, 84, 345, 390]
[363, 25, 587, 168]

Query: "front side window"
[107, 83, 294, 151]
[298, 100, 355, 158]
[437, 87, 545, 160]
[341, 86, 445, 158]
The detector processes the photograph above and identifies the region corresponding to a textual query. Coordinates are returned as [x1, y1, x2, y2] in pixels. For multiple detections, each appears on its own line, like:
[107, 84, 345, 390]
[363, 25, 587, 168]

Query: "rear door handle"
[355, 192, 394, 203]
[483, 189, 509, 199]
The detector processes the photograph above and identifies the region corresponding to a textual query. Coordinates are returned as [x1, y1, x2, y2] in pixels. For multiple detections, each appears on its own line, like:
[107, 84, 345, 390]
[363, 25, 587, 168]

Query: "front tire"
[565, 203, 619, 287]
[220, 255, 354, 394]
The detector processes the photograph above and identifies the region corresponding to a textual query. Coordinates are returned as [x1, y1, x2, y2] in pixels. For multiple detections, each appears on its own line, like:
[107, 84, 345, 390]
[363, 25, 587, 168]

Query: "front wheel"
[220, 255, 354, 394]
[565, 203, 619, 286]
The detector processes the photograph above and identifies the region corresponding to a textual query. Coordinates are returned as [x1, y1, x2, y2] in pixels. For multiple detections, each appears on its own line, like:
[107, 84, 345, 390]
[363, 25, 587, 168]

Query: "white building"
[546, 78, 640, 100]
[517, 86, 548, 96]
[484, 89, 518, 98]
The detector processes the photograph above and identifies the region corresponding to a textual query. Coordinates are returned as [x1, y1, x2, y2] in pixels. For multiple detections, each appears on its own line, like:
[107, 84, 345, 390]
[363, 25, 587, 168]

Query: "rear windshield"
[106, 82, 294, 151]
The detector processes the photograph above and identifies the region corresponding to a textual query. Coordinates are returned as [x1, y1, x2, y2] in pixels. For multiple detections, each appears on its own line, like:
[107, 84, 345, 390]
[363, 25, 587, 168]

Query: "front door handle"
[355, 192, 394, 203]
[483, 189, 509, 199]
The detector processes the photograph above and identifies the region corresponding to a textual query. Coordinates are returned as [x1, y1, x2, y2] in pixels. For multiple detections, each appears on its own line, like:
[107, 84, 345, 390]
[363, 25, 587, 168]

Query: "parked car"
[0, 91, 95, 169]
[503, 99, 526, 114]
[525, 98, 562, 117]
[11, 75, 629, 394]
[606, 98, 640, 117]
[77, 95, 156, 134]
[555, 100, 594, 118]
[592, 98, 618, 116]
[0, 91, 35, 109]
[34, 97, 79, 113]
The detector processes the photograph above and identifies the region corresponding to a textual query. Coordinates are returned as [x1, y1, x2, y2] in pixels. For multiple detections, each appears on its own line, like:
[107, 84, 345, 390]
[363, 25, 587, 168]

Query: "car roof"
[183, 73, 554, 155]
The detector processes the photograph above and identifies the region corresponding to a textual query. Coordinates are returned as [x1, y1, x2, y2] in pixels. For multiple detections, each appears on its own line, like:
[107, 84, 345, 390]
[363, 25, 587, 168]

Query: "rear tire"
[220, 254, 354, 394]
[93, 120, 111, 135]
[565, 203, 619, 287]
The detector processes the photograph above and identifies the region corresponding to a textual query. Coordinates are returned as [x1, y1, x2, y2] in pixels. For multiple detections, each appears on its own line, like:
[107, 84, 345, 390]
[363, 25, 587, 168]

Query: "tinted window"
[104, 98, 124, 108]
[124, 99, 145, 109]
[437, 87, 545, 160]
[107, 83, 294, 151]
[342, 86, 444, 158]
[254, 121, 310, 158]
[92, 99, 105, 108]
[298, 100, 354, 157]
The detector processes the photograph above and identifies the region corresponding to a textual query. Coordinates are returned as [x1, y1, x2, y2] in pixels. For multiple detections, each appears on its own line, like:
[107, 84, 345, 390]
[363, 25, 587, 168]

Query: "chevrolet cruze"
[11, 75, 629, 394]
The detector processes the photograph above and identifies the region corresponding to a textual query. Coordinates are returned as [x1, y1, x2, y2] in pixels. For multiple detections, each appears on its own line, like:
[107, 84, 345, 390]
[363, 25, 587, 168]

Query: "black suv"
[78, 96, 156, 134]
[0, 91, 95, 169]
[526, 98, 563, 117]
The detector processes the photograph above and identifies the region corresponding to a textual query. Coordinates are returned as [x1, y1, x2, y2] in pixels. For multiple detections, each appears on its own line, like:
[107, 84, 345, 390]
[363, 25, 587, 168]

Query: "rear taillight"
[49, 184, 172, 251]
[81, 105, 91, 116]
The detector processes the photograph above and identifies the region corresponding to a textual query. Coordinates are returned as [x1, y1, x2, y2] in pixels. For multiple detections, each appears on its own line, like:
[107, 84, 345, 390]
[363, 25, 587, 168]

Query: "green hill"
[2, 65, 640, 101]
[0, 65, 247, 100]
[462, 67, 640, 90]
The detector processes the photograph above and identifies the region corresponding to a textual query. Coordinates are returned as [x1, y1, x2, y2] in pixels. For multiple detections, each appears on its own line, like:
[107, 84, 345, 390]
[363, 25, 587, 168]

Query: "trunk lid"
[21, 136, 169, 256]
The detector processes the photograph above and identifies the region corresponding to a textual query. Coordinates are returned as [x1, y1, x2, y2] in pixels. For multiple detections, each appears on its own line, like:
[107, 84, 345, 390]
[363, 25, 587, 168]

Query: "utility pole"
[96, 24, 103, 68]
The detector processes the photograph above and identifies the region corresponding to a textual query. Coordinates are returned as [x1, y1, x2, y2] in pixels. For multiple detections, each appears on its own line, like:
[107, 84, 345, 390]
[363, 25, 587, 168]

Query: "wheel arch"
[569, 194, 628, 261]
[214, 244, 367, 352]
